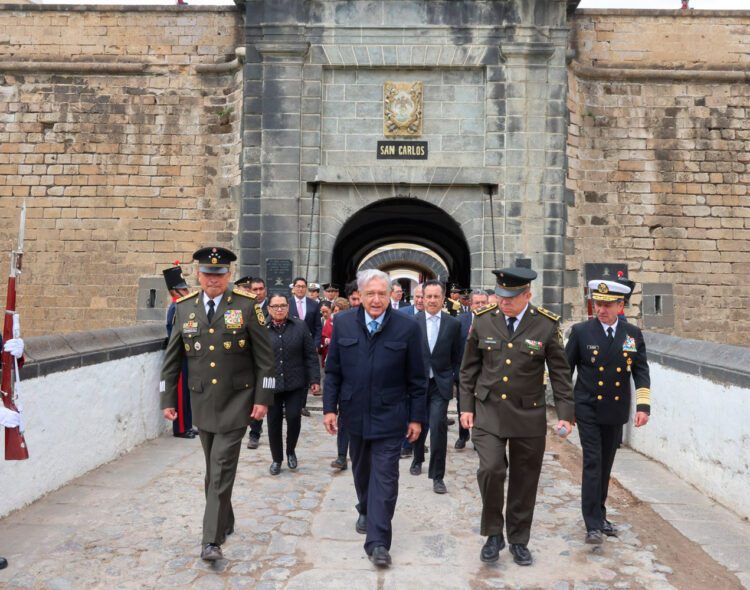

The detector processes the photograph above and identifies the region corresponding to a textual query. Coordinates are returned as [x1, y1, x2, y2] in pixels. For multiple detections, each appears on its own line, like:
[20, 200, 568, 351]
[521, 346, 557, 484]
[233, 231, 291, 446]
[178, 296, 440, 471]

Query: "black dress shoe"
[368, 546, 391, 567]
[247, 435, 259, 449]
[586, 529, 603, 545]
[602, 519, 617, 537]
[173, 430, 195, 439]
[447, 418, 456, 426]
[433, 479, 447, 494]
[356, 513, 367, 534]
[480, 534, 505, 563]
[509, 543, 532, 566]
[200, 543, 223, 561]
[409, 461, 422, 476]
[400, 447, 413, 458]
[454, 438, 466, 449]
[331, 455, 347, 470]
[300, 407, 311, 417]
[269, 461, 281, 475]
[287, 453, 298, 470]
[0, 556, 7, 569]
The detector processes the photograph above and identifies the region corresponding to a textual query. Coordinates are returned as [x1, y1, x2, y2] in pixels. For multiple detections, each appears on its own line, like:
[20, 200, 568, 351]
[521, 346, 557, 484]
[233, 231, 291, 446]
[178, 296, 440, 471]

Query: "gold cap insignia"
[599, 283, 608, 294]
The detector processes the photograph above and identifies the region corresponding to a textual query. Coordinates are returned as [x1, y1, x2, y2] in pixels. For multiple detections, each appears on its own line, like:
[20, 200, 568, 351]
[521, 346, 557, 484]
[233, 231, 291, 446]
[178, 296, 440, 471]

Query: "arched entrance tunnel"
[331, 198, 471, 290]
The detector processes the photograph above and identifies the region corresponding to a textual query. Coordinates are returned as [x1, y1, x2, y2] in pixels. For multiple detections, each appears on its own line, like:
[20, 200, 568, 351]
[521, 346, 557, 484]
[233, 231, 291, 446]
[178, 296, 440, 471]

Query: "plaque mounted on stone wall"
[265, 258, 293, 293]
[384, 81, 423, 137]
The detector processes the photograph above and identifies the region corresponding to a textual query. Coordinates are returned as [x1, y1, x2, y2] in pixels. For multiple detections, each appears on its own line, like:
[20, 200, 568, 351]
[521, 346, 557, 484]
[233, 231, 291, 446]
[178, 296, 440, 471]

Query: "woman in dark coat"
[265, 294, 321, 475]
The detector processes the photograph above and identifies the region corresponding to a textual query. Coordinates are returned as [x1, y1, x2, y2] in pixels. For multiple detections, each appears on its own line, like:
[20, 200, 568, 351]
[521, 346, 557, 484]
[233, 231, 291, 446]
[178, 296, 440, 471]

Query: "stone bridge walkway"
[0, 408, 747, 590]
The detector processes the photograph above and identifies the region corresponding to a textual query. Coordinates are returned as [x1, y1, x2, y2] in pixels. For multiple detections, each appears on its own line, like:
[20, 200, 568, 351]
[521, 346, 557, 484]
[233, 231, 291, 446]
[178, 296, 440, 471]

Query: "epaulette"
[233, 288, 257, 299]
[176, 291, 199, 303]
[536, 306, 560, 321]
[473, 303, 497, 316]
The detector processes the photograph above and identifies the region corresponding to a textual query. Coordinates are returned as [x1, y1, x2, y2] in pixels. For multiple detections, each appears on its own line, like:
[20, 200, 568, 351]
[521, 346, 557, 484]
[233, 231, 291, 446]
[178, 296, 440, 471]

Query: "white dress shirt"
[294, 296, 307, 318]
[203, 292, 223, 317]
[599, 320, 617, 338]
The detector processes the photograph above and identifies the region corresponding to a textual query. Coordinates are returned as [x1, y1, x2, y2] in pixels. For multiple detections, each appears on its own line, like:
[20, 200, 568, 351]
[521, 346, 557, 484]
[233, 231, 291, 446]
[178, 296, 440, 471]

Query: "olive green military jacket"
[160, 288, 276, 433]
[459, 303, 574, 438]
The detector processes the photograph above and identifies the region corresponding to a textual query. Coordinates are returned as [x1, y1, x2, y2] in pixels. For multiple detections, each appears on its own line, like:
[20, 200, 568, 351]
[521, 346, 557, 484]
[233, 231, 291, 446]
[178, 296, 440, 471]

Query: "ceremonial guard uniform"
[161, 247, 276, 562]
[566, 280, 651, 543]
[163, 264, 194, 438]
[459, 268, 574, 565]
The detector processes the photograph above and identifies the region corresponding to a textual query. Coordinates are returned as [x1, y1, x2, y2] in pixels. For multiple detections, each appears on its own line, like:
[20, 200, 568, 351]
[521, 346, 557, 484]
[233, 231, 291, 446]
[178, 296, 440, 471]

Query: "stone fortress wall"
[0, 6, 244, 336]
[566, 10, 750, 346]
[1, 5, 749, 346]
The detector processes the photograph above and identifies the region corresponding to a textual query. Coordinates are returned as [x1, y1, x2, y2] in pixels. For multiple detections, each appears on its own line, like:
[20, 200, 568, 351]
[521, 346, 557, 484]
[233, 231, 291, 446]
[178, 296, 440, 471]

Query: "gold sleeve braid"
[636, 387, 651, 406]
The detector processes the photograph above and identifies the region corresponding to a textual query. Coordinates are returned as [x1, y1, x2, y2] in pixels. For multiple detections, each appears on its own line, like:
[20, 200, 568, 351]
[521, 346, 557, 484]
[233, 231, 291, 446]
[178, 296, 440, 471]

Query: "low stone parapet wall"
[0, 325, 168, 518]
[624, 333, 749, 520]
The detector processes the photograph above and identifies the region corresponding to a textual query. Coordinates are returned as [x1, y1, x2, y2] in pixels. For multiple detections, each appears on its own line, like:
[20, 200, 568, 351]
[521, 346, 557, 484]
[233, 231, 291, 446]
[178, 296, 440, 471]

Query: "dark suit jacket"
[566, 318, 650, 424]
[288, 296, 322, 349]
[455, 311, 473, 383]
[416, 311, 461, 399]
[323, 306, 427, 439]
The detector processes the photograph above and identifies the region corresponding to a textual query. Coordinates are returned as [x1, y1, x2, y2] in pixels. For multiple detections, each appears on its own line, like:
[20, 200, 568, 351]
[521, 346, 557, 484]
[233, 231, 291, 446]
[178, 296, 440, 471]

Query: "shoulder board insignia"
[473, 303, 497, 316]
[536, 307, 561, 321]
[176, 291, 199, 303]
[233, 288, 257, 299]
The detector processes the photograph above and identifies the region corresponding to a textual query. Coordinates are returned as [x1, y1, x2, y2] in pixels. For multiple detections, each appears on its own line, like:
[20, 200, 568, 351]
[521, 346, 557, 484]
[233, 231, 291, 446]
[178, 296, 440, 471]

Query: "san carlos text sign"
[377, 141, 428, 160]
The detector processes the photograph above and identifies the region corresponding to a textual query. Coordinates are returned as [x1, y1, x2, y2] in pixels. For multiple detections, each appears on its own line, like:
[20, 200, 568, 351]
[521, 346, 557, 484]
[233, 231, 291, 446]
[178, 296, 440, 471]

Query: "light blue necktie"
[428, 316, 438, 352]
[368, 320, 378, 335]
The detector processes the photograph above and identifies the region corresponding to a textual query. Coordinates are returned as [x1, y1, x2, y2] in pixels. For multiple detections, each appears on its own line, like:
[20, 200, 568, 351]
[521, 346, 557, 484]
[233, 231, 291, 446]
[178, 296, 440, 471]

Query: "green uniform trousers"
[472, 429, 546, 544]
[198, 426, 246, 545]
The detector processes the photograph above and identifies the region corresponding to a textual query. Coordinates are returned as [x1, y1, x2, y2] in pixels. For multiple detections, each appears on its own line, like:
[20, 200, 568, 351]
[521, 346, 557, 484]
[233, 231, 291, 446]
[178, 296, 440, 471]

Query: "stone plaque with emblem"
[265, 258, 293, 294]
[384, 81, 423, 137]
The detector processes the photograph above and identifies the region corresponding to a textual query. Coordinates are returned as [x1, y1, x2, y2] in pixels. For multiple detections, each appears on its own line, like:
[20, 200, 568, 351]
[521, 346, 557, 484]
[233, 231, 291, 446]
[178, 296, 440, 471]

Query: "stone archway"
[358, 248, 449, 281]
[330, 197, 471, 287]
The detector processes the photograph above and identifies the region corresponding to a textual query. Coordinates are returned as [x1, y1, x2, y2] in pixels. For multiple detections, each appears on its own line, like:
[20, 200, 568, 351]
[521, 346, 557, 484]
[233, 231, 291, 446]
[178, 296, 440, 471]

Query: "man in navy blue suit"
[398, 283, 423, 317]
[288, 277, 323, 347]
[324, 269, 426, 567]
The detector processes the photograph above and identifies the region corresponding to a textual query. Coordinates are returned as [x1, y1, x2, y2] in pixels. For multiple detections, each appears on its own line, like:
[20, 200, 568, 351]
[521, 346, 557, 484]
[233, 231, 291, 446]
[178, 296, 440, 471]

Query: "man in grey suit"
[410, 280, 462, 494]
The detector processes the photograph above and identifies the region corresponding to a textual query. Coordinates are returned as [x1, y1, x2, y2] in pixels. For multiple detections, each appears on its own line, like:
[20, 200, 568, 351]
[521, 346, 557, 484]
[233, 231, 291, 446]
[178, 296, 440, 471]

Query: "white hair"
[357, 269, 391, 293]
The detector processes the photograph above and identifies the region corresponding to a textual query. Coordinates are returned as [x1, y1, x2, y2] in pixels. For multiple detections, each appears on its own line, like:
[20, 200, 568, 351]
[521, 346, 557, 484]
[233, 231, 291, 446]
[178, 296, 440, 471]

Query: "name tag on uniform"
[482, 337, 497, 347]
[623, 336, 637, 352]
[224, 310, 243, 329]
[525, 339, 543, 351]
[183, 320, 198, 334]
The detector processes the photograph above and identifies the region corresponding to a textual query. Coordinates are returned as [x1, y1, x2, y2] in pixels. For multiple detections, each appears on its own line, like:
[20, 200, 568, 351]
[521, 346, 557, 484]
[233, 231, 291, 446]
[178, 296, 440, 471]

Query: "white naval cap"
[588, 279, 631, 301]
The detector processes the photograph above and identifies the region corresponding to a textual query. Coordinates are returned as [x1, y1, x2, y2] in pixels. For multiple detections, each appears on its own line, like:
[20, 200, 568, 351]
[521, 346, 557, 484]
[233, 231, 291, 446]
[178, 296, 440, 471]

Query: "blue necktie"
[207, 300, 215, 323]
[368, 320, 378, 335]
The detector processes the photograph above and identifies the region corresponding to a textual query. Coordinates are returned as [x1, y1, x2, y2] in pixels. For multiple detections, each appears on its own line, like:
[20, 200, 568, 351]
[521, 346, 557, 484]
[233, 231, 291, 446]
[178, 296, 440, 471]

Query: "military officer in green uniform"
[161, 246, 276, 562]
[459, 268, 574, 566]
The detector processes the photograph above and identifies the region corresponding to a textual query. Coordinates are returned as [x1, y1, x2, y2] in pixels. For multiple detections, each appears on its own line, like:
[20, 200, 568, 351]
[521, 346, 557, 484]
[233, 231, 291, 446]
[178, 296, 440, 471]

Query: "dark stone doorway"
[330, 198, 471, 288]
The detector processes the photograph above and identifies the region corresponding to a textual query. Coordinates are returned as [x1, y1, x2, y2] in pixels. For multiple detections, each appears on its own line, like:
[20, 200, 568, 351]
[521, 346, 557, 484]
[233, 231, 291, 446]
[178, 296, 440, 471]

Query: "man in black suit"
[454, 289, 488, 449]
[289, 277, 323, 417]
[410, 280, 462, 494]
[566, 279, 651, 545]
[323, 269, 426, 567]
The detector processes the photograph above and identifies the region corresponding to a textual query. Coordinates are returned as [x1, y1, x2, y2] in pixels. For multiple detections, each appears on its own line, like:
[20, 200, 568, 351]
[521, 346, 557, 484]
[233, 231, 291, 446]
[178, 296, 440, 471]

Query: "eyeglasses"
[268, 304, 288, 310]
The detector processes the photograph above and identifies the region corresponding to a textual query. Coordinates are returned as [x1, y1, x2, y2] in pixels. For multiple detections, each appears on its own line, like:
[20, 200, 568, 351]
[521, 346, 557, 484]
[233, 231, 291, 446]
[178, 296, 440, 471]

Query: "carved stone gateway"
[242, 0, 572, 313]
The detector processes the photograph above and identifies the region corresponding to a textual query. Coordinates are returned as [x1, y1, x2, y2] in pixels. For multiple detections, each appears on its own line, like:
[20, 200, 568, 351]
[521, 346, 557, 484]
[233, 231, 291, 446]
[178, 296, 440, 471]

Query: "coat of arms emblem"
[383, 81, 423, 137]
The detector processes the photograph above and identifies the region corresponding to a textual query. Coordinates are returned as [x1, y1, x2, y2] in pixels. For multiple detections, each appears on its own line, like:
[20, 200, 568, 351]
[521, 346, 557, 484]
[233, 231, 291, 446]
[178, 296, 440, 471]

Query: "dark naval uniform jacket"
[161, 288, 276, 433]
[565, 318, 651, 424]
[459, 303, 574, 437]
